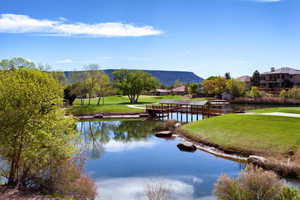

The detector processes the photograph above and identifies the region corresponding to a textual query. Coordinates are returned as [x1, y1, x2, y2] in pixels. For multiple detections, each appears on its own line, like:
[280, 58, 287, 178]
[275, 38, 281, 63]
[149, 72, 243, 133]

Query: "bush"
[226, 79, 246, 97]
[279, 187, 300, 200]
[214, 165, 284, 200]
[246, 86, 266, 98]
[280, 88, 300, 99]
[47, 156, 97, 200]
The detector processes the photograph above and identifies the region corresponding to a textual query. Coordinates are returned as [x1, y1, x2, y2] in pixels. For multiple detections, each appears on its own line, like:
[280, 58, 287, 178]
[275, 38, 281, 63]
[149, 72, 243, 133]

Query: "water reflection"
[78, 120, 241, 200]
[77, 120, 162, 159]
[96, 176, 215, 200]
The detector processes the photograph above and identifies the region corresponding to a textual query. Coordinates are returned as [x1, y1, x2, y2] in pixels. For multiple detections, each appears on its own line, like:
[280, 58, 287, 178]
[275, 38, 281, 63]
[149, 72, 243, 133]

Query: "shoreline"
[176, 127, 300, 180]
[73, 111, 149, 120]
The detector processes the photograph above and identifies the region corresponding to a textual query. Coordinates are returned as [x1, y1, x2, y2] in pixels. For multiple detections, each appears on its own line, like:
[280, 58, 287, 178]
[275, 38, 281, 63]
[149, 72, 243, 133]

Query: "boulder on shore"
[177, 141, 197, 152]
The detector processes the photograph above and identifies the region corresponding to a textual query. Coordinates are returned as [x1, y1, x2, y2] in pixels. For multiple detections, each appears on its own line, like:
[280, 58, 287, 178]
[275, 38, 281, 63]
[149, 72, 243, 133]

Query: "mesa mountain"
[64, 69, 203, 85]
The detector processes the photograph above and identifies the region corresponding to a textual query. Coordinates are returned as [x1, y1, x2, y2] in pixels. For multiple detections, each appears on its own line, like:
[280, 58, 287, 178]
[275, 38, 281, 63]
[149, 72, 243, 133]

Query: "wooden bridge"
[146, 99, 230, 122]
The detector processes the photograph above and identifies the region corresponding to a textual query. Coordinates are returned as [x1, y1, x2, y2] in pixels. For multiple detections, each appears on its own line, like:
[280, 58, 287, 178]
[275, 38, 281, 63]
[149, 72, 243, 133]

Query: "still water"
[78, 120, 243, 200]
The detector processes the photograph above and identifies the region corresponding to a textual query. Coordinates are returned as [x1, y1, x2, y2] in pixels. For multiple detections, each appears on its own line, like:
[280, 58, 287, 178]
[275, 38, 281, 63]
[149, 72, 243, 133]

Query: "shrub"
[279, 89, 288, 99]
[47, 156, 97, 200]
[246, 86, 264, 98]
[279, 187, 300, 200]
[286, 88, 300, 99]
[214, 165, 283, 200]
[226, 79, 246, 98]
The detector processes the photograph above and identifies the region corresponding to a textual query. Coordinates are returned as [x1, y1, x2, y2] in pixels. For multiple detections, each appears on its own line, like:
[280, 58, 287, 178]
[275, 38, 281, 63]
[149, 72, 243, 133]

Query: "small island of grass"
[181, 114, 300, 156]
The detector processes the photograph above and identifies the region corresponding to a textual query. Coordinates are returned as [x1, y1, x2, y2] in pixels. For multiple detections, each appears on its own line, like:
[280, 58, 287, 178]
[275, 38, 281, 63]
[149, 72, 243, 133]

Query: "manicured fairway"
[70, 95, 206, 115]
[248, 107, 300, 114]
[182, 114, 300, 155]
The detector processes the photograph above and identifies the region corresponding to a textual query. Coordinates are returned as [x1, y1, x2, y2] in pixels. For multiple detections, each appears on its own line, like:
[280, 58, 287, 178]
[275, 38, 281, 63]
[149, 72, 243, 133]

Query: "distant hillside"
[64, 69, 203, 85]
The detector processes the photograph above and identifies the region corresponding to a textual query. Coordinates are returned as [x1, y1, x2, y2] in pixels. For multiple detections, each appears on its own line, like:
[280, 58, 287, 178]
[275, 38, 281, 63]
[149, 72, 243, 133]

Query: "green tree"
[64, 84, 78, 105]
[84, 64, 111, 105]
[247, 86, 263, 98]
[251, 70, 260, 87]
[188, 83, 199, 94]
[0, 57, 35, 69]
[203, 77, 227, 96]
[0, 68, 78, 187]
[112, 69, 160, 103]
[226, 79, 246, 97]
[225, 72, 231, 80]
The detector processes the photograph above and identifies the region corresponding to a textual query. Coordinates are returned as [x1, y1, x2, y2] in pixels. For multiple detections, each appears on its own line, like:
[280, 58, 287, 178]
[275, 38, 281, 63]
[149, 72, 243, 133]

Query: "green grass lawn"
[70, 95, 207, 115]
[182, 114, 300, 155]
[248, 107, 300, 114]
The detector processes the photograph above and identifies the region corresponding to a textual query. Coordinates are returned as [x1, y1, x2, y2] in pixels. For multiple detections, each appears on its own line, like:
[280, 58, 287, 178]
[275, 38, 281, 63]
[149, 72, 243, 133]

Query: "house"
[152, 89, 171, 96]
[260, 67, 300, 89]
[171, 86, 186, 95]
[152, 85, 187, 96]
[237, 75, 251, 87]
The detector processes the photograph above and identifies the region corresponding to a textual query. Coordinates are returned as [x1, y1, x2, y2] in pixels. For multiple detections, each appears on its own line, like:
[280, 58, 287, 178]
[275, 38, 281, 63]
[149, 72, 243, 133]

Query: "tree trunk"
[97, 97, 101, 105]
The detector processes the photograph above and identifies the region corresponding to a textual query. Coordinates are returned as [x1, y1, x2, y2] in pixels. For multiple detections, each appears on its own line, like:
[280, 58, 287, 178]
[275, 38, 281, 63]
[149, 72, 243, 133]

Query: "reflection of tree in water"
[78, 120, 162, 159]
[79, 121, 112, 159]
[112, 120, 162, 142]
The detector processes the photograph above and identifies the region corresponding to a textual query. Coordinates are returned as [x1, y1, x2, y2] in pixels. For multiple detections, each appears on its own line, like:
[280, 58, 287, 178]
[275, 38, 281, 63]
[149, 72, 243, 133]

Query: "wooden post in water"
[186, 104, 188, 123]
[191, 105, 193, 122]
[196, 105, 199, 121]
[180, 107, 183, 122]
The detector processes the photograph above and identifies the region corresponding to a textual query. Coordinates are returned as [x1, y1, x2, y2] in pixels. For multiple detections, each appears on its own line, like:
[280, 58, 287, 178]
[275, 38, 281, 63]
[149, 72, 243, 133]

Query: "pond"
[78, 120, 244, 200]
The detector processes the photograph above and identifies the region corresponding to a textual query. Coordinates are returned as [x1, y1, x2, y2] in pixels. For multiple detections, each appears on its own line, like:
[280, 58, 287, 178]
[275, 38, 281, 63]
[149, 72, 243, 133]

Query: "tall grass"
[214, 165, 284, 200]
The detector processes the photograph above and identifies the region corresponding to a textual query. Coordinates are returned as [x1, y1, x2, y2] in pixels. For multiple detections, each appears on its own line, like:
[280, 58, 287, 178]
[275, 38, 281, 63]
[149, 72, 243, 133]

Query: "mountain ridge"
[64, 69, 203, 85]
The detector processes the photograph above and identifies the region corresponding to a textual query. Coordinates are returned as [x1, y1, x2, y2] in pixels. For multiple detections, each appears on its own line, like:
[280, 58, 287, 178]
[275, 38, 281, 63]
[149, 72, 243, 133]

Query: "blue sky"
[0, 0, 300, 78]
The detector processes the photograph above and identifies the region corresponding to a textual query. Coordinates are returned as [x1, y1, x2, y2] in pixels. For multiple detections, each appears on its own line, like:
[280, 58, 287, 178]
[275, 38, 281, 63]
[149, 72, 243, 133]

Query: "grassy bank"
[70, 95, 206, 115]
[248, 107, 300, 114]
[181, 114, 300, 156]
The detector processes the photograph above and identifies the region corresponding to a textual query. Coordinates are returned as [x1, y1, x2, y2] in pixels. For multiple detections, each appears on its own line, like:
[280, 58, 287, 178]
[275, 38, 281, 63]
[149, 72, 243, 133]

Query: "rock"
[155, 131, 173, 138]
[248, 155, 267, 163]
[174, 123, 180, 127]
[177, 141, 197, 152]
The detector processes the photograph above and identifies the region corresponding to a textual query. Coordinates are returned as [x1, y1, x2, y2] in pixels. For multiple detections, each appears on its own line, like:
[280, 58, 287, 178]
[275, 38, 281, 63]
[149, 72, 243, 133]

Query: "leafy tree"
[112, 69, 160, 103]
[225, 72, 231, 80]
[203, 77, 227, 96]
[206, 76, 218, 80]
[0, 68, 78, 187]
[64, 84, 78, 105]
[188, 83, 199, 94]
[226, 79, 246, 97]
[251, 70, 260, 87]
[0, 57, 35, 69]
[246, 86, 264, 98]
[84, 64, 111, 105]
[279, 89, 288, 99]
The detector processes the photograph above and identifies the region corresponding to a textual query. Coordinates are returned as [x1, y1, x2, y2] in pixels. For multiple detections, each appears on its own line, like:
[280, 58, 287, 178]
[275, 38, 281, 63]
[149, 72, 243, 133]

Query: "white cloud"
[0, 14, 163, 37]
[103, 140, 156, 152]
[95, 177, 213, 200]
[56, 58, 73, 64]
